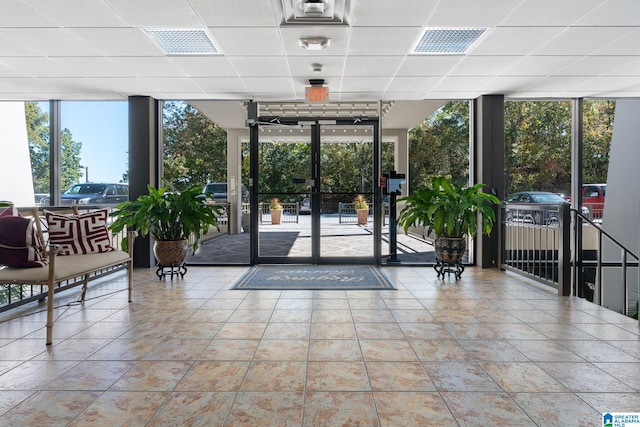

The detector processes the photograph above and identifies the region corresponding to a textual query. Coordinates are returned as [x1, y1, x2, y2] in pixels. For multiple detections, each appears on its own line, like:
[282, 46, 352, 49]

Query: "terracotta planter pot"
[434, 237, 466, 264]
[270, 209, 282, 225]
[356, 209, 369, 225]
[153, 239, 189, 266]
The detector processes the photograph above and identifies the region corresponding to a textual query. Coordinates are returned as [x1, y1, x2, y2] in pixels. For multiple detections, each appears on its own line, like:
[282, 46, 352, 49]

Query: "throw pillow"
[45, 209, 115, 256]
[0, 207, 47, 268]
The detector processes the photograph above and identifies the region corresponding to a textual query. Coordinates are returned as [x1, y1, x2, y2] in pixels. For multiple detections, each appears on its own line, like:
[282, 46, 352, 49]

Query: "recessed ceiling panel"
[413, 28, 487, 54]
[144, 29, 219, 55]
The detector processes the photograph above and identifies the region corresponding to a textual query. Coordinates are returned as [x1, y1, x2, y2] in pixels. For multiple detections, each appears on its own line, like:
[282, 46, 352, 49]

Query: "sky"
[42, 101, 129, 185]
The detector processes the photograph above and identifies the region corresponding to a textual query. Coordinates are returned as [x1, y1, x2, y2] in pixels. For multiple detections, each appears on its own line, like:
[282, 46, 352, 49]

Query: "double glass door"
[250, 119, 380, 264]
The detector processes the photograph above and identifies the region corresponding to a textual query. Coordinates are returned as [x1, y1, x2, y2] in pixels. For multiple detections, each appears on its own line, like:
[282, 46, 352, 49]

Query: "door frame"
[248, 113, 382, 265]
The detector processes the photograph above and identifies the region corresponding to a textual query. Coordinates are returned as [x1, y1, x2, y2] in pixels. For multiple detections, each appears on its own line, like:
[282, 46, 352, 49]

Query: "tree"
[25, 102, 83, 193]
[163, 101, 227, 191]
[408, 101, 470, 191]
[583, 100, 614, 184]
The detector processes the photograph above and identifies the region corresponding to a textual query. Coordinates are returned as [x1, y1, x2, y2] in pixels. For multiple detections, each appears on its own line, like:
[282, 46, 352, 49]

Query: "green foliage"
[163, 102, 228, 192]
[408, 101, 470, 192]
[25, 102, 82, 193]
[108, 184, 223, 254]
[397, 176, 500, 238]
[0, 201, 12, 208]
[269, 198, 283, 210]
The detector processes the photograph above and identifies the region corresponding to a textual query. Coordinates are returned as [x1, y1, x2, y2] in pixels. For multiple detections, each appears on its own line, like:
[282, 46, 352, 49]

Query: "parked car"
[505, 191, 569, 225]
[40, 183, 128, 206]
[202, 182, 249, 203]
[561, 184, 606, 220]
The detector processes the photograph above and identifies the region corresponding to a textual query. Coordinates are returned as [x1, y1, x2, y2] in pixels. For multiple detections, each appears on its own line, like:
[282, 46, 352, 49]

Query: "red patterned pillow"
[45, 209, 115, 255]
[0, 207, 47, 268]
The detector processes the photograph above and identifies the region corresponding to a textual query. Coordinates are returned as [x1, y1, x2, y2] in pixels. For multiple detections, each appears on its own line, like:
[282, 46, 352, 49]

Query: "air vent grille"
[144, 29, 219, 55]
[413, 28, 486, 54]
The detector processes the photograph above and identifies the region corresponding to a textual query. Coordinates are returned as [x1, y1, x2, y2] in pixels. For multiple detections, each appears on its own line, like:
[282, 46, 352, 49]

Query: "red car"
[563, 184, 606, 220]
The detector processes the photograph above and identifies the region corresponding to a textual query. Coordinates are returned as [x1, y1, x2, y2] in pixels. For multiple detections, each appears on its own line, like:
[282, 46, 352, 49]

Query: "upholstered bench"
[0, 206, 136, 345]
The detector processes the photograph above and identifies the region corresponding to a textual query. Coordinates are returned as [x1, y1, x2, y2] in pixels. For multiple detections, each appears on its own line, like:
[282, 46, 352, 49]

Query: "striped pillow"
[45, 209, 115, 255]
[0, 207, 47, 268]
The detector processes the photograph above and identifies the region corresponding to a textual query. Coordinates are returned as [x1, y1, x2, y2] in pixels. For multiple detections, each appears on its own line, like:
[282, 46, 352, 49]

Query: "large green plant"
[397, 176, 500, 238]
[109, 185, 222, 253]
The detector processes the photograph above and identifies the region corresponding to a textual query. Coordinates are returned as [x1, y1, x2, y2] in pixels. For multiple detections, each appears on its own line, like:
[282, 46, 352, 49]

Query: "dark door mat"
[231, 265, 396, 290]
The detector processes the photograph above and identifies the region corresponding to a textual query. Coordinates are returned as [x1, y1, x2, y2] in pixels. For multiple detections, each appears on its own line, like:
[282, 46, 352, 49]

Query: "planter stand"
[434, 260, 464, 280]
[156, 262, 187, 280]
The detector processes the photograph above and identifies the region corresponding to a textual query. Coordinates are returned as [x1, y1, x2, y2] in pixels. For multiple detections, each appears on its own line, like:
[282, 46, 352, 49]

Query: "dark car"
[40, 183, 128, 206]
[202, 182, 249, 203]
[505, 191, 568, 225]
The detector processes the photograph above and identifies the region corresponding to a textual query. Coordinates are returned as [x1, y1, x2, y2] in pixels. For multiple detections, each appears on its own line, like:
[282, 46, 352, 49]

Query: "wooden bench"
[0, 206, 136, 345]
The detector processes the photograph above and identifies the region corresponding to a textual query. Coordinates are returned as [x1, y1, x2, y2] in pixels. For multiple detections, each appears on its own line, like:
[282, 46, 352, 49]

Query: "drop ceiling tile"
[230, 57, 291, 77]
[426, 0, 518, 26]
[170, 56, 238, 77]
[573, 76, 640, 92]
[502, 0, 603, 26]
[386, 76, 440, 92]
[88, 77, 154, 93]
[104, 0, 203, 27]
[533, 27, 636, 56]
[209, 27, 284, 56]
[0, 0, 56, 27]
[190, 0, 277, 26]
[593, 29, 640, 55]
[352, 0, 438, 26]
[503, 56, 581, 76]
[241, 77, 295, 93]
[70, 28, 165, 56]
[431, 76, 491, 92]
[472, 27, 564, 56]
[348, 27, 423, 55]
[192, 77, 247, 92]
[51, 57, 130, 77]
[524, 75, 593, 91]
[482, 76, 546, 93]
[5, 29, 103, 56]
[343, 56, 404, 76]
[340, 76, 393, 92]
[576, 0, 640, 26]
[450, 56, 522, 76]
[396, 56, 462, 76]
[144, 77, 206, 93]
[24, 0, 129, 27]
[111, 57, 187, 77]
[554, 56, 639, 77]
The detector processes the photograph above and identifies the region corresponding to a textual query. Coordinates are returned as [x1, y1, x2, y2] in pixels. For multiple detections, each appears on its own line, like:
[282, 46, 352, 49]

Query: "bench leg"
[46, 282, 54, 345]
[127, 261, 133, 303]
[80, 275, 89, 302]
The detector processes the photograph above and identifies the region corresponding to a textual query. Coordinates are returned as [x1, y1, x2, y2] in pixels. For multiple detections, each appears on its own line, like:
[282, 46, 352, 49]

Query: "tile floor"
[0, 266, 638, 426]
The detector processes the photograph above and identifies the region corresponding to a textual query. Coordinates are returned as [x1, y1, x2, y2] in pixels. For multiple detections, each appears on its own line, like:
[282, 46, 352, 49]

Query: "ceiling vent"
[413, 28, 487, 54]
[144, 28, 219, 55]
[280, 0, 350, 24]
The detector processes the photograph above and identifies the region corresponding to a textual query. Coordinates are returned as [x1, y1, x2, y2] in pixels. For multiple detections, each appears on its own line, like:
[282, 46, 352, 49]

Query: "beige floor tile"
[307, 361, 370, 391]
[67, 390, 168, 426]
[46, 360, 134, 391]
[226, 391, 304, 427]
[146, 391, 236, 427]
[423, 361, 502, 392]
[366, 361, 435, 391]
[175, 361, 249, 392]
[241, 361, 306, 391]
[481, 361, 569, 392]
[360, 339, 419, 362]
[512, 393, 601, 427]
[109, 360, 192, 391]
[200, 339, 259, 361]
[374, 391, 457, 426]
[308, 339, 362, 361]
[253, 339, 309, 361]
[441, 391, 537, 426]
[309, 322, 357, 339]
[303, 391, 379, 427]
[1, 390, 101, 426]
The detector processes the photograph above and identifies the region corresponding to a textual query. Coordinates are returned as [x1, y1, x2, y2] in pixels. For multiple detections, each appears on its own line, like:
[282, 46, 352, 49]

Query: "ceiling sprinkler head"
[311, 63, 323, 72]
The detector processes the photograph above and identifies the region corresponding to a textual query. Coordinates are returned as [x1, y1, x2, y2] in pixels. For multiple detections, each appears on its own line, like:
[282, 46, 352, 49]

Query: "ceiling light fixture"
[143, 28, 219, 55]
[299, 37, 330, 50]
[413, 27, 487, 54]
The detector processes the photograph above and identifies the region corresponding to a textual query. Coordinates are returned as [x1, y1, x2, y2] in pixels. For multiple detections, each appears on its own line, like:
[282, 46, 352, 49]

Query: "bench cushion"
[0, 251, 130, 283]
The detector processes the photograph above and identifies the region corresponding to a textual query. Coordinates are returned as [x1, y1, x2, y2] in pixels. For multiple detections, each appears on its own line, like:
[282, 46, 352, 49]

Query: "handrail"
[571, 208, 638, 316]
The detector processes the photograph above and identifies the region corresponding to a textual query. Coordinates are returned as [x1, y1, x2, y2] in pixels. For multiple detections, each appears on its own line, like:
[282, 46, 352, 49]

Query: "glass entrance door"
[252, 118, 380, 264]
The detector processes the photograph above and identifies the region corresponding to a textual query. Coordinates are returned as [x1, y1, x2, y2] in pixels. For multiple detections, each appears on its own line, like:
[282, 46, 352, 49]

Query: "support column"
[473, 95, 504, 268]
[128, 96, 162, 268]
[385, 129, 409, 197]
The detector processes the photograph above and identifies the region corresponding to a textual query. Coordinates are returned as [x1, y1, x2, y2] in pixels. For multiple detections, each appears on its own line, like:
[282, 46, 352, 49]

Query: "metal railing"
[500, 202, 639, 318]
[338, 202, 389, 225]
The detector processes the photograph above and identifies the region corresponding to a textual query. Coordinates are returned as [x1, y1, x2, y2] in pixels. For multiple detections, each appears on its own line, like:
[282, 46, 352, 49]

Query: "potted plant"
[397, 176, 500, 264]
[269, 198, 283, 225]
[109, 184, 222, 267]
[353, 194, 369, 225]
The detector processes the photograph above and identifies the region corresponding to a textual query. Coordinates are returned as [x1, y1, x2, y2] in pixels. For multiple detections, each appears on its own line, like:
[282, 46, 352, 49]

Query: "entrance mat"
[231, 265, 396, 290]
